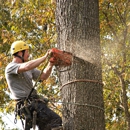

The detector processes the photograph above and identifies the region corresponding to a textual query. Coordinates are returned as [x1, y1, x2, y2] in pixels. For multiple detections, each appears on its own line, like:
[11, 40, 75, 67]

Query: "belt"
[14, 98, 25, 102]
[14, 95, 40, 102]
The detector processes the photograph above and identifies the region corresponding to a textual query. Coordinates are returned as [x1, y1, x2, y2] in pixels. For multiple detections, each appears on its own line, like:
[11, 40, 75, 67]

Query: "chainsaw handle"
[49, 48, 72, 66]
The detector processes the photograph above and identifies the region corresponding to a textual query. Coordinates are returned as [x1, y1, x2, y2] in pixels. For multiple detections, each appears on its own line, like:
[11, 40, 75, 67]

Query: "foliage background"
[0, 0, 130, 129]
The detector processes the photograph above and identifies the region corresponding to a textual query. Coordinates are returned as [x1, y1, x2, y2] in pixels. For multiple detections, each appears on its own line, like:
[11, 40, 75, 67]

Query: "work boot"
[51, 126, 63, 130]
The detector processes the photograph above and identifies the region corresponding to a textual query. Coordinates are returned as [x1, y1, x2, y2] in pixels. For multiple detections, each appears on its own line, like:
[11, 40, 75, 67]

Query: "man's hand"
[45, 49, 52, 58]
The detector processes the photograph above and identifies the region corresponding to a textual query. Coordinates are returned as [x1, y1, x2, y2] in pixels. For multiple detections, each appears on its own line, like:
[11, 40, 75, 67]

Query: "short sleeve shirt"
[5, 62, 41, 99]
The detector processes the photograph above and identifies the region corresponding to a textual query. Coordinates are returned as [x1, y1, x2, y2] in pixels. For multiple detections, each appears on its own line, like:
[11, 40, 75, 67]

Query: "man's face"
[24, 49, 30, 62]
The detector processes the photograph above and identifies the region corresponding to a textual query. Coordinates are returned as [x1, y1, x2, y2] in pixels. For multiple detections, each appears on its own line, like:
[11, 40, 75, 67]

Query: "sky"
[1, 113, 23, 130]
[1, 113, 39, 130]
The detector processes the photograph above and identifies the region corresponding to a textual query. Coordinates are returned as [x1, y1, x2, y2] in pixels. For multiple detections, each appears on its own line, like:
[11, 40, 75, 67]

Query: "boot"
[51, 126, 63, 130]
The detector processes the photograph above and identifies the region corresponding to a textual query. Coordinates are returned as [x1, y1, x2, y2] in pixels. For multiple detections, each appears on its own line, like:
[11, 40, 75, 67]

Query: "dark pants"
[28, 100, 62, 130]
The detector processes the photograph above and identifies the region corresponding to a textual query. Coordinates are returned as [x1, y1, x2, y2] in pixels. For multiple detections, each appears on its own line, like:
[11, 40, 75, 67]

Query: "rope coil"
[60, 79, 104, 90]
[58, 79, 104, 111]
[54, 101, 104, 111]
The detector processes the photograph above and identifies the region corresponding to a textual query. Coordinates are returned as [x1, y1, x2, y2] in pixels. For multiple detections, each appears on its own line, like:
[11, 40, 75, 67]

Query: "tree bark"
[56, 0, 105, 130]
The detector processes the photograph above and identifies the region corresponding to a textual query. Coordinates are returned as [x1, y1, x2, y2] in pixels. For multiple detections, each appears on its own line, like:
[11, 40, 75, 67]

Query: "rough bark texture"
[55, 0, 105, 130]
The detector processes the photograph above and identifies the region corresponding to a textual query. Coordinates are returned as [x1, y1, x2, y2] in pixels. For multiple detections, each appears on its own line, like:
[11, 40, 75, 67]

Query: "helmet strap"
[13, 50, 25, 62]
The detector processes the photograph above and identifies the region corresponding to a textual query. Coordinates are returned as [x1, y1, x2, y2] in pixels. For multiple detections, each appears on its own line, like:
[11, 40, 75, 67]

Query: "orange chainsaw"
[49, 48, 72, 67]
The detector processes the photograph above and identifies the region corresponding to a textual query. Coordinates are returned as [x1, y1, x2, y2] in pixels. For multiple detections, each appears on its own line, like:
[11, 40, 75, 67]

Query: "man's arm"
[40, 62, 54, 81]
[18, 53, 49, 73]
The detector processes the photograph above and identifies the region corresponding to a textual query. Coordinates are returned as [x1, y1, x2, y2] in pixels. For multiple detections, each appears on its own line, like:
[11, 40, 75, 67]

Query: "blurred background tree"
[100, 0, 130, 129]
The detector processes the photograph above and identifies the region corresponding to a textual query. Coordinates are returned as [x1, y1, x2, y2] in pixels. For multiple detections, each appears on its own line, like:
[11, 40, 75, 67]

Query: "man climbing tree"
[55, 0, 105, 130]
[5, 41, 63, 130]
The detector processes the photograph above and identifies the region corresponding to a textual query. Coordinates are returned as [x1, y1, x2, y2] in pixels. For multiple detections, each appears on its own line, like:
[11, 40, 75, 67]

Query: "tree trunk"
[55, 0, 105, 130]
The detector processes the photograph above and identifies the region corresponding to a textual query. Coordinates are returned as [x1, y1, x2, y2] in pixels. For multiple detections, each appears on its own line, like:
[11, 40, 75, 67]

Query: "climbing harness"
[14, 98, 34, 130]
[14, 95, 50, 130]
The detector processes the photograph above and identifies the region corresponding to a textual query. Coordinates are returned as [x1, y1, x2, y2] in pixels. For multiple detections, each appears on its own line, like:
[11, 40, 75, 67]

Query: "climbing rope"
[60, 79, 104, 90]
[50, 100, 104, 111]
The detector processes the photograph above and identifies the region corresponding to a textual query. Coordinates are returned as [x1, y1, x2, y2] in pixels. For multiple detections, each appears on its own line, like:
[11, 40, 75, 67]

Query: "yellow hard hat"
[11, 41, 29, 55]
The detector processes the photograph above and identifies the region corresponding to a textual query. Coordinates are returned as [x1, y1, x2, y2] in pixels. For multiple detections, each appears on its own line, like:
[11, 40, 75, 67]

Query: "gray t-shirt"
[5, 62, 41, 99]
